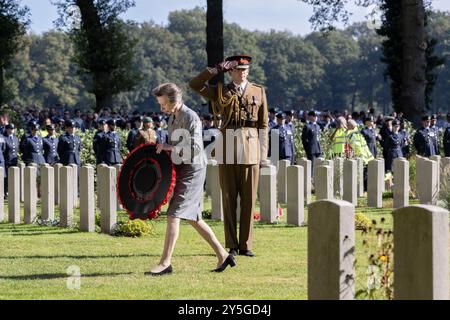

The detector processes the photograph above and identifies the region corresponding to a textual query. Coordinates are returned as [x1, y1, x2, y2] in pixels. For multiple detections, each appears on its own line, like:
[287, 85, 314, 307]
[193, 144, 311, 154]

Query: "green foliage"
[438, 165, 450, 211]
[0, 0, 30, 107]
[355, 212, 371, 232]
[112, 219, 155, 238]
[202, 209, 212, 220]
[356, 217, 394, 300]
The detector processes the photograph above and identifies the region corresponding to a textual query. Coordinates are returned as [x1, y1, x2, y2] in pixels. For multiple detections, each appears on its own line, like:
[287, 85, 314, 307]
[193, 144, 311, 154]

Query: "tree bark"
[400, 0, 427, 126]
[206, 0, 224, 86]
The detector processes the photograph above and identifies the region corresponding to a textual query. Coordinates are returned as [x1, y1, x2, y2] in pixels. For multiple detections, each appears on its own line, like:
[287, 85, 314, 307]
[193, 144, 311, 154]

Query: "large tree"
[300, 0, 443, 125]
[53, 0, 140, 112]
[0, 0, 29, 108]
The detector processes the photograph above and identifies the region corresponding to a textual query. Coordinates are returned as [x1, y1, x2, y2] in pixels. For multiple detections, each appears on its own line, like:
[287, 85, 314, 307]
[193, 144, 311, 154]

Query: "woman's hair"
[152, 83, 183, 105]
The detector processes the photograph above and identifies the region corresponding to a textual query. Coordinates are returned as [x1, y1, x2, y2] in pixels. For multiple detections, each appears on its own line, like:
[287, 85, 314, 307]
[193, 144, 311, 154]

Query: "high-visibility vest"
[332, 128, 347, 155]
[347, 128, 375, 165]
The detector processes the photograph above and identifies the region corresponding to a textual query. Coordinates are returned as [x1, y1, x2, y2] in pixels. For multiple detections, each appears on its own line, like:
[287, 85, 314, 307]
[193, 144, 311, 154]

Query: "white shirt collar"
[233, 81, 248, 92]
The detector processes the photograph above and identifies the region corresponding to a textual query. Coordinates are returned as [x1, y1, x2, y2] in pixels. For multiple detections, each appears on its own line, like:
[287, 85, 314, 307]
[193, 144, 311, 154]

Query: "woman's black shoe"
[212, 255, 237, 273]
[145, 265, 173, 276]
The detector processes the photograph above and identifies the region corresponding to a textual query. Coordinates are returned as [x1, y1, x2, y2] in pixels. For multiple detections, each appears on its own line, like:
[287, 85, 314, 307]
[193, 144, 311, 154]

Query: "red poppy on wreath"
[253, 212, 261, 221]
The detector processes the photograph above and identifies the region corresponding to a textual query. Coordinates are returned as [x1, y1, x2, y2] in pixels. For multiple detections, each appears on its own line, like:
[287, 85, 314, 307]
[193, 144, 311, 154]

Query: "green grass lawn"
[0, 195, 413, 300]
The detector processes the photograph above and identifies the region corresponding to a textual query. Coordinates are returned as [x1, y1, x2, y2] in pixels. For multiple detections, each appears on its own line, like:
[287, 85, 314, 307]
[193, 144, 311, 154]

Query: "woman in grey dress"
[146, 83, 236, 276]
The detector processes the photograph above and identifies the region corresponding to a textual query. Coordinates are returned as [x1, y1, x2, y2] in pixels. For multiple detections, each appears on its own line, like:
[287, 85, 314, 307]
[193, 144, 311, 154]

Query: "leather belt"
[229, 120, 258, 128]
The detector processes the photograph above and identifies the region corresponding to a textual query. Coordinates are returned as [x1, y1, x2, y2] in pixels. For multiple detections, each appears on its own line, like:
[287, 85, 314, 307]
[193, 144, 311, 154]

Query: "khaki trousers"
[219, 164, 259, 250]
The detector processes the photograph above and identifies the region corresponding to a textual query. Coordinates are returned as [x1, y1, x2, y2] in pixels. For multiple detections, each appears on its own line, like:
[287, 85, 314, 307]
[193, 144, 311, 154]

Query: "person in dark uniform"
[285, 110, 296, 134]
[301, 111, 322, 174]
[379, 117, 394, 165]
[268, 108, 277, 129]
[269, 112, 295, 164]
[57, 120, 82, 166]
[93, 119, 107, 165]
[153, 115, 169, 144]
[21, 121, 46, 166]
[43, 124, 59, 165]
[430, 114, 440, 155]
[443, 113, 450, 157]
[126, 116, 142, 152]
[399, 119, 411, 159]
[103, 119, 122, 166]
[202, 113, 220, 149]
[413, 115, 436, 157]
[385, 120, 403, 172]
[2, 124, 19, 195]
[360, 116, 380, 158]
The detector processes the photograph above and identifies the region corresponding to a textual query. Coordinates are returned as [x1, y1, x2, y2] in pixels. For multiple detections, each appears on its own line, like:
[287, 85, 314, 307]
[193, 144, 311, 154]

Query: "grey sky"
[21, 0, 450, 35]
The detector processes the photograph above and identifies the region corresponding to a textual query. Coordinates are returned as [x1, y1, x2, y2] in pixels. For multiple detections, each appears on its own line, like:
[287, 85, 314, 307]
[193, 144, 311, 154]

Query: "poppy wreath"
[117, 143, 176, 220]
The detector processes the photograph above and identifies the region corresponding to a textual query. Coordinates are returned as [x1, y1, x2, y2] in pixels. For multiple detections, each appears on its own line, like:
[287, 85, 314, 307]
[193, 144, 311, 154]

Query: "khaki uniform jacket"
[189, 68, 269, 165]
[134, 129, 157, 149]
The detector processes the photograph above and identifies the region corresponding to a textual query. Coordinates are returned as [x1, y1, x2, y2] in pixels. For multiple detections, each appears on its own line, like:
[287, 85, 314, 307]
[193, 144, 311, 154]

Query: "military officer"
[413, 115, 436, 157]
[444, 113, 450, 157]
[93, 119, 107, 165]
[189, 54, 269, 257]
[134, 117, 157, 148]
[360, 116, 380, 158]
[126, 116, 143, 152]
[268, 108, 277, 129]
[285, 110, 296, 134]
[301, 110, 323, 174]
[269, 112, 295, 164]
[43, 124, 59, 165]
[3, 124, 19, 168]
[385, 120, 403, 172]
[153, 115, 169, 144]
[103, 119, 122, 166]
[21, 121, 46, 166]
[57, 120, 82, 166]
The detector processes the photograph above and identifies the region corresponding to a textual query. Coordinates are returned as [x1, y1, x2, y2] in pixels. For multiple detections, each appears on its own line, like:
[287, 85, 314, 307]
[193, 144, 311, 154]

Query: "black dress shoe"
[212, 255, 237, 273]
[239, 250, 255, 257]
[144, 265, 173, 276]
[229, 249, 238, 256]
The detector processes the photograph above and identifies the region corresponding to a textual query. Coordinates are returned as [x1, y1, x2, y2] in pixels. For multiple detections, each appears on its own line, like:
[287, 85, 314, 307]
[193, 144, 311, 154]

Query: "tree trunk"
[206, 0, 224, 86]
[95, 93, 114, 113]
[400, 0, 427, 126]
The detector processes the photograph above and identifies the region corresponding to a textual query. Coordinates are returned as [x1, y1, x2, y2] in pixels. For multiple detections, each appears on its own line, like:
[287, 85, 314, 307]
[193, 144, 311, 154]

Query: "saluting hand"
[215, 61, 238, 73]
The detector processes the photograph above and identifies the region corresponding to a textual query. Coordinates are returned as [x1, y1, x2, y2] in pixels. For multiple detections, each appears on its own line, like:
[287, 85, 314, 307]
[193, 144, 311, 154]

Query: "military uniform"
[93, 120, 107, 165]
[301, 116, 322, 171]
[269, 114, 295, 164]
[444, 123, 450, 157]
[43, 135, 59, 165]
[57, 132, 82, 166]
[385, 131, 403, 172]
[103, 123, 122, 166]
[360, 126, 378, 158]
[134, 128, 157, 148]
[3, 131, 19, 168]
[399, 128, 410, 159]
[22, 134, 46, 166]
[413, 127, 436, 157]
[189, 55, 269, 255]
[429, 124, 440, 155]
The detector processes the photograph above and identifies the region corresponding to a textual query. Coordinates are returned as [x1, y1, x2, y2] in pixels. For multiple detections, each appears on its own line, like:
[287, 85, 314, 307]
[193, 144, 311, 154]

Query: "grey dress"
[166, 105, 207, 221]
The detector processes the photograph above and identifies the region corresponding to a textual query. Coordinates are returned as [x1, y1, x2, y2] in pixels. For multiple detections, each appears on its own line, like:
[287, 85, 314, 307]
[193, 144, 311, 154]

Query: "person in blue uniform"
[202, 113, 220, 150]
[2, 124, 19, 195]
[385, 120, 403, 172]
[103, 119, 122, 166]
[21, 121, 46, 166]
[444, 113, 450, 157]
[270, 112, 295, 164]
[153, 115, 169, 144]
[126, 116, 142, 152]
[43, 124, 59, 165]
[285, 110, 296, 135]
[301, 111, 322, 174]
[93, 119, 107, 165]
[57, 120, 82, 166]
[360, 116, 380, 158]
[413, 115, 436, 158]
[268, 108, 277, 129]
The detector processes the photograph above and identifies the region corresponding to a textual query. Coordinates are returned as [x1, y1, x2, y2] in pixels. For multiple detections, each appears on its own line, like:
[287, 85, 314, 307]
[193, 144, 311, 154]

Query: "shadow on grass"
[0, 272, 134, 281]
[0, 253, 215, 260]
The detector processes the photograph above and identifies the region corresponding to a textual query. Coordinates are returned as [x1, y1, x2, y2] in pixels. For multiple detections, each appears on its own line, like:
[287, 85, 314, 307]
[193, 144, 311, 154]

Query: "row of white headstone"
[0, 164, 120, 235]
[204, 156, 450, 226]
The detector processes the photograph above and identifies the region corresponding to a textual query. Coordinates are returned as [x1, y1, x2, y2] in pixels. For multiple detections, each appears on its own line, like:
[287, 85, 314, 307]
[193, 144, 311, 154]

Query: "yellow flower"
[379, 255, 388, 262]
